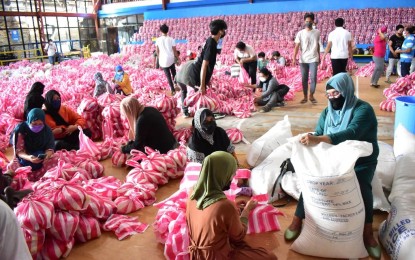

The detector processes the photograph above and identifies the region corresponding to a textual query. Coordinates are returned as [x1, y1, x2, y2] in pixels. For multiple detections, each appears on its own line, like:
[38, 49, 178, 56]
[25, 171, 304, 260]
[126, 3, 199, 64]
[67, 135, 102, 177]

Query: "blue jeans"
[300, 62, 318, 96]
[401, 62, 411, 77]
[48, 55, 55, 64]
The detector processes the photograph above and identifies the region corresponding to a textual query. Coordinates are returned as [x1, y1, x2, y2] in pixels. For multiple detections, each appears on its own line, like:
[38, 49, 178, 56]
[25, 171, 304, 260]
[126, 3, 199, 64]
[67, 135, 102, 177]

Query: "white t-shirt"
[45, 42, 57, 57]
[277, 56, 286, 66]
[155, 35, 176, 68]
[295, 29, 321, 63]
[234, 45, 256, 59]
[0, 200, 32, 260]
[328, 27, 352, 59]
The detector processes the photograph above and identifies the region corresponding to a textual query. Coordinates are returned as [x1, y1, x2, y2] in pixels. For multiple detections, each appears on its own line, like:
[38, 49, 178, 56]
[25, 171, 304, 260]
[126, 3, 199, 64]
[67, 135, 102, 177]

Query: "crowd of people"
[1, 13, 414, 260]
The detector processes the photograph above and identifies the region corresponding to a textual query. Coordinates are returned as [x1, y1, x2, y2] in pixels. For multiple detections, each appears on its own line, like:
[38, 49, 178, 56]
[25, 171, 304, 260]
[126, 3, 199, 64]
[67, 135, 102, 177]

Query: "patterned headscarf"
[120, 97, 145, 140]
[193, 108, 214, 145]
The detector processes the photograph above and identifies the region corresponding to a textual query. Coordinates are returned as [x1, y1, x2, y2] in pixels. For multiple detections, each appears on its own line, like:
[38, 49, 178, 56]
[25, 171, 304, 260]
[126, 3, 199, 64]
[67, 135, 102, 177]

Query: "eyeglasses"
[325, 90, 341, 99]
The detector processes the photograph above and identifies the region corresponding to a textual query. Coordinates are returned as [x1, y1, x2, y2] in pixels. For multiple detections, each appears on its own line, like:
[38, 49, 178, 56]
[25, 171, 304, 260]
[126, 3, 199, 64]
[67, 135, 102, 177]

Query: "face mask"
[259, 77, 267, 82]
[116, 71, 123, 76]
[52, 100, 61, 110]
[312, 25, 316, 29]
[29, 124, 44, 133]
[305, 22, 313, 29]
[202, 121, 216, 135]
[329, 95, 346, 110]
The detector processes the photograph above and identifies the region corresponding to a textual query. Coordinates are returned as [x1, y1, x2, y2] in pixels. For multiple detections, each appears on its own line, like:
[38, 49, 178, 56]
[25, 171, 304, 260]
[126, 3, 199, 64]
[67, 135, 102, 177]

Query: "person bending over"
[285, 73, 381, 259]
[245, 68, 290, 113]
[44, 90, 91, 151]
[234, 41, 257, 85]
[187, 108, 236, 164]
[120, 97, 177, 154]
[186, 151, 277, 260]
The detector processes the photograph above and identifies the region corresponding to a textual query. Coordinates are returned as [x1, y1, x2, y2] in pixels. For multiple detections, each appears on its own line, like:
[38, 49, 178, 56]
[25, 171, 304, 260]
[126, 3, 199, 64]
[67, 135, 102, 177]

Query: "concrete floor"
[12, 74, 396, 259]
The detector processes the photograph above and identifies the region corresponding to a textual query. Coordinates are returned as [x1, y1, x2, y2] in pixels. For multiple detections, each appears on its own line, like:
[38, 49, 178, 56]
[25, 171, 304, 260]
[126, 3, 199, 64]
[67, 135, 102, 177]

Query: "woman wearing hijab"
[44, 90, 90, 151]
[187, 151, 277, 260]
[23, 82, 45, 120]
[285, 73, 380, 259]
[187, 108, 235, 163]
[120, 97, 176, 154]
[112, 65, 132, 95]
[93, 72, 113, 97]
[7, 108, 54, 180]
[370, 26, 387, 88]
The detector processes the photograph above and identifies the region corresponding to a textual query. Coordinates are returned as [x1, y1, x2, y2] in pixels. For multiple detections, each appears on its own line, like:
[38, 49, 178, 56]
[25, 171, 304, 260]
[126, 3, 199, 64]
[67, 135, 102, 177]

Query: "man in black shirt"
[176, 19, 227, 117]
[386, 24, 404, 83]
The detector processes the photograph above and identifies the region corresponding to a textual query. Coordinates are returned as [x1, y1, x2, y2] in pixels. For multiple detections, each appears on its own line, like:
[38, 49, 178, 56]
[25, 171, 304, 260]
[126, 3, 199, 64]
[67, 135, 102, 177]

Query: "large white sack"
[281, 164, 390, 212]
[388, 154, 415, 204]
[394, 124, 415, 157]
[376, 141, 396, 190]
[246, 115, 292, 167]
[379, 197, 415, 260]
[290, 140, 372, 259]
[249, 142, 293, 200]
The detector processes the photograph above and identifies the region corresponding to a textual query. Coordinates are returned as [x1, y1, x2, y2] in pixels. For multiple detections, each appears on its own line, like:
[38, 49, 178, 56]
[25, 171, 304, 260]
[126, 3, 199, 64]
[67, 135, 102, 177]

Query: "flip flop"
[310, 98, 317, 104]
[300, 99, 308, 104]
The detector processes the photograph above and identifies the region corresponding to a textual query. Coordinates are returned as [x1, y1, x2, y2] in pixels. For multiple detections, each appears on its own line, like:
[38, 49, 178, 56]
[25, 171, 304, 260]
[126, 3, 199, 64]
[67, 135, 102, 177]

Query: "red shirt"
[373, 35, 387, 58]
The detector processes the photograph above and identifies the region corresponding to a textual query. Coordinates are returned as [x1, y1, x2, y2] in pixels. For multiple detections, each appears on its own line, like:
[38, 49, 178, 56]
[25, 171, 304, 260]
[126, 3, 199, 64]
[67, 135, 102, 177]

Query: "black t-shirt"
[389, 34, 405, 59]
[188, 37, 218, 86]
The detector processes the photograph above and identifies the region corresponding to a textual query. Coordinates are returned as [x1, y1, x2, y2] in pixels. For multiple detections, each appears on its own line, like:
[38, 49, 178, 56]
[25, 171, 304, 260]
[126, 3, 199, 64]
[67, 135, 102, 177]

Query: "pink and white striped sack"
[83, 176, 122, 200]
[117, 181, 157, 206]
[226, 128, 244, 144]
[77, 126, 101, 160]
[126, 162, 169, 185]
[47, 211, 80, 242]
[10, 166, 33, 191]
[112, 148, 128, 167]
[14, 194, 55, 231]
[43, 161, 91, 181]
[246, 194, 284, 234]
[164, 211, 190, 260]
[50, 180, 91, 211]
[103, 214, 149, 240]
[179, 162, 202, 190]
[74, 215, 101, 242]
[40, 237, 75, 260]
[82, 191, 117, 219]
[22, 227, 45, 258]
[114, 193, 146, 214]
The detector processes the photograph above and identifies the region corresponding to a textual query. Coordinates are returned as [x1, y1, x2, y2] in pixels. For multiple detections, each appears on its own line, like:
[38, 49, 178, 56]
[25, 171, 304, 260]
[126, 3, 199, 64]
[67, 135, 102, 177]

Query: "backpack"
[269, 158, 295, 206]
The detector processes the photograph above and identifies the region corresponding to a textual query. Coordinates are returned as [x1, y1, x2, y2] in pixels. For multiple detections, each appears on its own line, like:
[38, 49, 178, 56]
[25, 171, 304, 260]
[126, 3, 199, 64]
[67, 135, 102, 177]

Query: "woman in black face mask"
[285, 73, 381, 259]
[187, 108, 237, 164]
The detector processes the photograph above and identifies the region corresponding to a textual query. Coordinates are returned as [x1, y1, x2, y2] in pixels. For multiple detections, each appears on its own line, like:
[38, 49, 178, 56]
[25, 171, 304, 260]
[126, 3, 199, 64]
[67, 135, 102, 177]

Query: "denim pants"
[162, 63, 177, 92]
[300, 62, 318, 96]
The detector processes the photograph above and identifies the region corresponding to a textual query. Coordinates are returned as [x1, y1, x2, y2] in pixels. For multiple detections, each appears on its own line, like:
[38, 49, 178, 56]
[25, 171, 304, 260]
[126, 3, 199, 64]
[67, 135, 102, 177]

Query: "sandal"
[259, 106, 272, 113]
[309, 98, 317, 104]
[370, 84, 380, 88]
[300, 99, 308, 104]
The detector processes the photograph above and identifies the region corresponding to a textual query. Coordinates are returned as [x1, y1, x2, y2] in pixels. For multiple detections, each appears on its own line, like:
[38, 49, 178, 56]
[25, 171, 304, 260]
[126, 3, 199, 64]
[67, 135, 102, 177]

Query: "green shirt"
[315, 99, 379, 166]
[257, 59, 269, 70]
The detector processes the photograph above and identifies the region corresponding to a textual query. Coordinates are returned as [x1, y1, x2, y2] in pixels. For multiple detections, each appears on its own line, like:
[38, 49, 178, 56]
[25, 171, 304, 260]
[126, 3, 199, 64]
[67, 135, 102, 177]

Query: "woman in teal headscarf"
[186, 151, 277, 260]
[285, 73, 381, 259]
[7, 108, 55, 181]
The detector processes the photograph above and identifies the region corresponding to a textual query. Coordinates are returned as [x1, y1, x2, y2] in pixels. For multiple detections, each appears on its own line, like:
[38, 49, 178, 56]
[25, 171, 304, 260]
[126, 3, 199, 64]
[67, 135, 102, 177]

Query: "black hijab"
[188, 108, 232, 158]
[23, 82, 45, 120]
[44, 90, 69, 126]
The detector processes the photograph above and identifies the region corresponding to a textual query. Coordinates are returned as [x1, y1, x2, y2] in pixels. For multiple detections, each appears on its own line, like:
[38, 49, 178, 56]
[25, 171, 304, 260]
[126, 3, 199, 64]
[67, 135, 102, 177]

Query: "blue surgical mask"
[52, 100, 61, 109]
[116, 71, 123, 76]
[29, 124, 44, 133]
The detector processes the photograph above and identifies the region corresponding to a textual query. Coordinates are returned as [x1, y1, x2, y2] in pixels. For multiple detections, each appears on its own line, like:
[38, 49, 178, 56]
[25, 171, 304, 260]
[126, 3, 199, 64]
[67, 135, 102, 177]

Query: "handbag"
[270, 158, 295, 206]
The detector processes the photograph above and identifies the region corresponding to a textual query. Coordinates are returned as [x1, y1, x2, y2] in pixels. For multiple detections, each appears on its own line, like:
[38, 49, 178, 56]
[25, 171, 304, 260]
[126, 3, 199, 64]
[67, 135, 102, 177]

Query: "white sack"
[249, 142, 293, 201]
[290, 140, 372, 259]
[388, 154, 415, 204]
[394, 124, 415, 157]
[379, 197, 415, 260]
[376, 141, 396, 190]
[246, 115, 292, 167]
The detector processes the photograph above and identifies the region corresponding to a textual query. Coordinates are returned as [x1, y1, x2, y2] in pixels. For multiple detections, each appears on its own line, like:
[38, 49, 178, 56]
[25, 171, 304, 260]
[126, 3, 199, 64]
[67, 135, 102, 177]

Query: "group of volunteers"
[1, 12, 409, 259]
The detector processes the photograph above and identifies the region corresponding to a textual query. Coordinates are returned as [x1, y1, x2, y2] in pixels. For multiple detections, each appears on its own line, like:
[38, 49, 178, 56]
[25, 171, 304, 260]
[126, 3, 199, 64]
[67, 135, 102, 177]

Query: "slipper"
[310, 98, 317, 104]
[370, 84, 380, 88]
[300, 99, 308, 104]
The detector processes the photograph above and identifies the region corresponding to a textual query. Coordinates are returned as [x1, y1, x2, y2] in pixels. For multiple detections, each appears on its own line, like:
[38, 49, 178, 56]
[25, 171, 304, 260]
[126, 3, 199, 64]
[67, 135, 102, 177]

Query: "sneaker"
[213, 113, 226, 120]
[259, 106, 272, 113]
[385, 79, 392, 84]
[183, 111, 191, 118]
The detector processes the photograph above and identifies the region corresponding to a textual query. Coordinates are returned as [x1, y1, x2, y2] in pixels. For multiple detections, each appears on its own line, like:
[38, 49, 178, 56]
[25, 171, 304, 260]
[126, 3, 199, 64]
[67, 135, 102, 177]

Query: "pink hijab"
[120, 97, 145, 140]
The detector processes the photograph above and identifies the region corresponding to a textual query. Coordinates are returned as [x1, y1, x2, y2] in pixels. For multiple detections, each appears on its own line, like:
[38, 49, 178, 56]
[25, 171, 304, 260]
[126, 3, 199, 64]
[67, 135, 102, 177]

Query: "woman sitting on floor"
[7, 108, 55, 181]
[112, 65, 132, 96]
[44, 90, 91, 151]
[93, 72, 113, 97]
[187, 108, 236, 164]
[186, 151, 277, 260]
[120, 97, 177, 154]
[23, 82, 45, 120]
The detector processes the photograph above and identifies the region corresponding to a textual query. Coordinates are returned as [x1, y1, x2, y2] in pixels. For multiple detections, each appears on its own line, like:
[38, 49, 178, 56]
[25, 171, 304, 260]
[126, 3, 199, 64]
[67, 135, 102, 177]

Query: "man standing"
[396, 26, 415, 77]
[234, 41, 257, 85]
[176, 19, 227, 117]
[156, 24, 180, 95]
[385, 25, 405, 83]
[44, 39, 57, 65]
[323, 18, 352, 75]
[293, 12, 321, 104]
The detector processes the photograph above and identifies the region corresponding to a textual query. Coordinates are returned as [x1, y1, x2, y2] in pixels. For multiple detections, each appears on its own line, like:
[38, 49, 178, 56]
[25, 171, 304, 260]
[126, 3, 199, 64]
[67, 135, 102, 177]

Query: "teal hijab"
[190, 151, 237, 210]
[324, 73, 358, 135]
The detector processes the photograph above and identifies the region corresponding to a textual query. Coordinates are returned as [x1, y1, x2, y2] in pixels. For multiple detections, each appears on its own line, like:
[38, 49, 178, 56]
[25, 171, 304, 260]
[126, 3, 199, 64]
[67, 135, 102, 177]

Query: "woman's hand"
[300, 133, 332, 146]
[244, 199, 258, 212]
[65, 125, 78, 135]
[52, 128, 63, 135]
[45, 150, 54, 160]
[29, 155, 43, 164]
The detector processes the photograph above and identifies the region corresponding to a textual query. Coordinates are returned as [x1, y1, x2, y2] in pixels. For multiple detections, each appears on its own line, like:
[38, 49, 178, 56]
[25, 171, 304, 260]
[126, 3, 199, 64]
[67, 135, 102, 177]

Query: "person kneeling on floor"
[245, 67, 290, 113]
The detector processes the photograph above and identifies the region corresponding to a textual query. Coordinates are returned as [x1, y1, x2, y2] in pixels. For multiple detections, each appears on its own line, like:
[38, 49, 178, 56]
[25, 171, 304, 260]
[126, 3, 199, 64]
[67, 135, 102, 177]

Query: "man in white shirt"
[156, 24, 180, 94]
[293, 12, 321, 104]
[0, 200, 32, 260]
[234, 41, 257, 85]
[323, 18, 352, 75]
[44, 39, 57, 65]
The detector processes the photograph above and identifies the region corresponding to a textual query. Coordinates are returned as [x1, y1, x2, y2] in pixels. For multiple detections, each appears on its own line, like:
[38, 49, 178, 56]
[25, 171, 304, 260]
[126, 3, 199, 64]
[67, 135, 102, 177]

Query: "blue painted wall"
[98, 0, 415, 19]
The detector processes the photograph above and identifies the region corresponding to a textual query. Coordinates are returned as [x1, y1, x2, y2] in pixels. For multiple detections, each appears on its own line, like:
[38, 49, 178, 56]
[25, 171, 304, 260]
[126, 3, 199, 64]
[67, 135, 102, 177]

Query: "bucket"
[395, 96, 415, 135]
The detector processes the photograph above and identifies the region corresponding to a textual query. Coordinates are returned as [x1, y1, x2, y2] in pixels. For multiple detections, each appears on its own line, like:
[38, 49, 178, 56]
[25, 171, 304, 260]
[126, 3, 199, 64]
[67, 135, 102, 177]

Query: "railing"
[0, 48, 47, 66]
